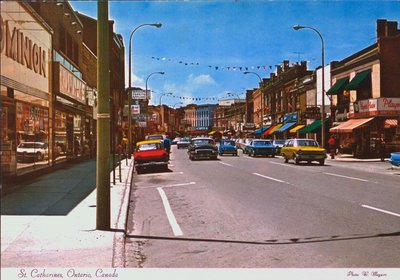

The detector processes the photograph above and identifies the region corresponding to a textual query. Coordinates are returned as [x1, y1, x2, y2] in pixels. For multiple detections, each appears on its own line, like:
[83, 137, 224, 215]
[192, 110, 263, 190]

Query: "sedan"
[177, 137, 191, 149]
[133, 140, 169, 174]
[281, 138, 327, 165]
[187, 137, 218, 160]
[17, 142, 48, 162]
[246, 139, 277, 157]
[218, 139, 238, 156]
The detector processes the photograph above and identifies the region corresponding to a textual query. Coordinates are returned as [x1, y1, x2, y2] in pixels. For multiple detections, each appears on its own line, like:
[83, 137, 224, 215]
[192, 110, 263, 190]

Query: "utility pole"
[96, 0, 110, 230]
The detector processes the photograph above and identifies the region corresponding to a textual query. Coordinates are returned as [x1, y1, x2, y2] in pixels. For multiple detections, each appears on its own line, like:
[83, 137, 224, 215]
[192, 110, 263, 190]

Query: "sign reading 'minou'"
[0, 15, 47, 78]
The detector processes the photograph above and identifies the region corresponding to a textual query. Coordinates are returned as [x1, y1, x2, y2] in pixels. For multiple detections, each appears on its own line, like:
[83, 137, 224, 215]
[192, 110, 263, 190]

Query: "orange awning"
[329, 118, 374, 133]
[384, 119, 398, 128]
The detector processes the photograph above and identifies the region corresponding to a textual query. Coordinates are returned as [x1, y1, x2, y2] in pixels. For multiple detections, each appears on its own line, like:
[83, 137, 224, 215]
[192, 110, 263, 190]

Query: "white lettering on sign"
[59, 64, 86, 103]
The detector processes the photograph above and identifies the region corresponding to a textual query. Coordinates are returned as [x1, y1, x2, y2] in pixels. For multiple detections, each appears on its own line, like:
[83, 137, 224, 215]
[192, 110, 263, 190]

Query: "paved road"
[125, 146, 400, 268]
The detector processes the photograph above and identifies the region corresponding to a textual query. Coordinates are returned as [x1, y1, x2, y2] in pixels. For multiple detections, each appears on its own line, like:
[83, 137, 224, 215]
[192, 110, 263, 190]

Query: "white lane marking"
[270, 161, 295, 167]
[323, 172, 369, 182]
[219, 162, 233, 167]
[137, 182, 196, 190]
[157, 187, 183, 236]
[361, 204, 400, 217]
[253, 173, 285, 183]
[140, 171, 184, 177]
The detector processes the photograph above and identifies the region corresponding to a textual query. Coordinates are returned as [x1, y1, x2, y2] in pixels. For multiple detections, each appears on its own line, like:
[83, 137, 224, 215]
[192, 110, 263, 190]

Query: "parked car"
[240, 138, 254, 154]
[246, 139, 277, 157]
[133, 140, 169, 174]
[17, 142, 48, 162]
[281, 138, 327, 165]
[172, 137, 180, 145]
[272, 139, 287, 155]
[145, 134, 164, 141]
[187, 137, 218, 160]
[389, 152, 400, 167]
[177, 137, 191, 149]
[218, 139, 238, 156]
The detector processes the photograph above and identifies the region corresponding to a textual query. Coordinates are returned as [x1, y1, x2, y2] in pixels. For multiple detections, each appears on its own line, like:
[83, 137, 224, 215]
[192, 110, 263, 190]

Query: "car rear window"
[138, 143, 161, 151]
[297, 140, 318, 147]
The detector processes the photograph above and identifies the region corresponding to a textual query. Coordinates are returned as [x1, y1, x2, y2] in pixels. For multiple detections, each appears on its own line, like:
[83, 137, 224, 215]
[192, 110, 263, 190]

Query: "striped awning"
[384, 119, 398, 128]
[329, 118, 374, 133]
[289, 124, 305, 133]
[265, 123, 283, 135]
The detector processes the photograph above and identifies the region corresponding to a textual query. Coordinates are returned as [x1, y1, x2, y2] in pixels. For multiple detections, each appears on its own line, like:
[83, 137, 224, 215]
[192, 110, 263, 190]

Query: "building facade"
[329, 19, 400, 157]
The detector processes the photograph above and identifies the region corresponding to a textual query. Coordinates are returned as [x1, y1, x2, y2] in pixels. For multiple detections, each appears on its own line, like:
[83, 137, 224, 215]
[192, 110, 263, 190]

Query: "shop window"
[15, 101, 49, 172]
[1, 94, 16, 175]
[356, 75, 372, 101]
[54, 110, 67, 162]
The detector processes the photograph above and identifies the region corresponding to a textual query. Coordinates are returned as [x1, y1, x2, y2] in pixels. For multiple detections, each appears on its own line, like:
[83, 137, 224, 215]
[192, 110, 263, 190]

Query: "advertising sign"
[350, 98, 400, 117]
[131, 89, 150, 100]
[132, 105, 140, 115]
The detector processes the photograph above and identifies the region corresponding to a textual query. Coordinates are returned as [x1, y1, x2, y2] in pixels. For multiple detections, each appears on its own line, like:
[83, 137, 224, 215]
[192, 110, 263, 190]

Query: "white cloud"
[188, 74, 216, 86]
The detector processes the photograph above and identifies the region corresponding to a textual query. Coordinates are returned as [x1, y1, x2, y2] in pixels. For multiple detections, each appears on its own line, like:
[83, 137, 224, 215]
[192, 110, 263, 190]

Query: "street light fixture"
[146, 72, 165, 132]
[244, 71, 263, 128]
[127, 23, 162, 157]
[173, 102, 183, 108]
[293, 24, 326, 148]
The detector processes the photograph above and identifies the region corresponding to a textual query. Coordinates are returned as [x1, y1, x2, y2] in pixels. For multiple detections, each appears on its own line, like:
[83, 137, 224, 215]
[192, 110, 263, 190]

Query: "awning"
[384, 119, 398, 129]
[345, 70, 371, 90]
[265, 123, 283, 135]
[299, 119, 325, 134]
[208, 130, 223, 135]
[289, 124, 305, 133]
[275, 122, 296, 133]
[253, 126, 270, 135]
[329, 117, 374, 133]
[327, 77, 349, 95]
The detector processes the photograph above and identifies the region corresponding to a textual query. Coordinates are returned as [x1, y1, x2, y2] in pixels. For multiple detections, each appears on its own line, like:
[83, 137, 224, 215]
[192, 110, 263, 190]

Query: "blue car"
[218, 139, 238, 156]
[389, 152, 400, 167]
[246, 139, 277, 157]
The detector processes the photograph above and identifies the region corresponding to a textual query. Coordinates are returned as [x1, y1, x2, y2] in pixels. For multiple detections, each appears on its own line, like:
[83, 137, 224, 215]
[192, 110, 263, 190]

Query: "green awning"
[327, 77, 349, 95]
[299, 119, 324, 134]
[345, 70, 371, 90]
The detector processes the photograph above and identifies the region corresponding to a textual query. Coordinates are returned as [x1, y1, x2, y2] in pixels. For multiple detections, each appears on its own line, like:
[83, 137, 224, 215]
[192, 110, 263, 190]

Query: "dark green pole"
[96, 0, 110, 230]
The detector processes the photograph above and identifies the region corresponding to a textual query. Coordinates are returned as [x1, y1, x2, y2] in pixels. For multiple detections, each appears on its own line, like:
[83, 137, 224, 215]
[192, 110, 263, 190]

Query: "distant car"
[240, 138, 254, 154]
[133, 140, 169, 174]
[17, 142, 48, 162]
[218, 139, 238, 156]
[281, 138, 327, 165]
[272, 139, 287, 155]
[172, 137, 180, 145]
[145, 134, 164, 141]
[187, 137, 218, 160]
[389, 152, 400, 167]
[246, 139, 277, 157]
[177, 137, 191, 149]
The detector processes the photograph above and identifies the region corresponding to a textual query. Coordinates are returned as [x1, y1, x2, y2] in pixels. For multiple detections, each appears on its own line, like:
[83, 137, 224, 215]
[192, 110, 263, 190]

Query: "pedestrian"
[328, 135, 336, 159]
[379, 134, 386, 162]
[163, 134, 172, 159]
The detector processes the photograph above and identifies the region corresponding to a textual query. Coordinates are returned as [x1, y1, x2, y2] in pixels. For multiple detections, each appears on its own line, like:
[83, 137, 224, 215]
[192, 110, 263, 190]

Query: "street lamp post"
[293, 24, 326, 148]
[244, 71, 263, 128]
[127, 23, 161, 157]
[146, 72, 165, 132]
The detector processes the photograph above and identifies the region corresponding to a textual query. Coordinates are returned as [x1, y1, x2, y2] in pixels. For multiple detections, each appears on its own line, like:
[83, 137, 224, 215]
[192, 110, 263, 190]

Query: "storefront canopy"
[208, 130, 223, 135]
[289, 124, 305, 133]
[329, 117, 374, 133]
[345, 70, 371, 90]
[384, 119, 398, 128]
[265, 123, 283, 135]
[327, 77, 349, 95]
[275, 122, 296, 133]
[253, 126, 270, 135]
[299, 119, 324, 134]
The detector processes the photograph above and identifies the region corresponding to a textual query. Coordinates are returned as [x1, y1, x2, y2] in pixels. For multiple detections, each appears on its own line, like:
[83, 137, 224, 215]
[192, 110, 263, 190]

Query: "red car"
[133, 140, 169, 174]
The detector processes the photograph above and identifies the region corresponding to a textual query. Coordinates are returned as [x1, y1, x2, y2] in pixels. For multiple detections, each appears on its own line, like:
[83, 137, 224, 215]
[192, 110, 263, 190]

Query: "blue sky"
[70, 1, 400, 107]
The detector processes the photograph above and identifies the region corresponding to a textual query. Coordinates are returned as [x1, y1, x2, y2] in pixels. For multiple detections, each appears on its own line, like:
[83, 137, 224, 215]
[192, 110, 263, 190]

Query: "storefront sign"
[56, 63, 86, 104]
[1, 2, 51, 94]
[131, 89, 150, 100]
[132, 105, 140, 115]
[350, 98, 400, 118]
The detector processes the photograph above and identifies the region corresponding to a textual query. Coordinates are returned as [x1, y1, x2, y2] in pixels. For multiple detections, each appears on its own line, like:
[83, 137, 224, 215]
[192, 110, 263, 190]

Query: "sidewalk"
[1, 158, 134, 268]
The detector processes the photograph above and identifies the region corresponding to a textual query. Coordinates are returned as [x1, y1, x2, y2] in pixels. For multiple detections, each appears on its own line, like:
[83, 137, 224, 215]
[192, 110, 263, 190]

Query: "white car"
[17, 142, 49, 161]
